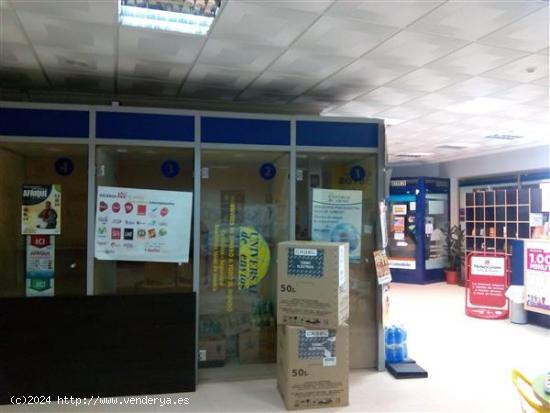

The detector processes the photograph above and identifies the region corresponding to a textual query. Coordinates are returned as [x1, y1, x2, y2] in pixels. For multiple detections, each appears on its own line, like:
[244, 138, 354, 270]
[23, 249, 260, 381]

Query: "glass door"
[199, 149, 289, 381]
[296, 152, 378, 368]
[93, 146, 194, 295]
[0, 142, 88, 297]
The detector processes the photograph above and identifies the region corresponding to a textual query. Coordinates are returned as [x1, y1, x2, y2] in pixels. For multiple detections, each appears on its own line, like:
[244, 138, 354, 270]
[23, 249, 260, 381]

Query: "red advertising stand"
[465, 252, 509, 319]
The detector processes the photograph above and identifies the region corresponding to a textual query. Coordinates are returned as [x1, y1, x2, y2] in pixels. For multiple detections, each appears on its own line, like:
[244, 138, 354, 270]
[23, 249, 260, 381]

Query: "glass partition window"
[296, 152, 378, 369]
[199, 150, 289, 379]
[0, 143, 88, 297]
[425, 192, 449, 269]
[93, 146, 194, 295]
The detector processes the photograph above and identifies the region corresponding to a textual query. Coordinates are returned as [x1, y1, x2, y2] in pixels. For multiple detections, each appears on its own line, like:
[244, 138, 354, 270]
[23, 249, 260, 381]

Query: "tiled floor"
[4, 282, 549, 412]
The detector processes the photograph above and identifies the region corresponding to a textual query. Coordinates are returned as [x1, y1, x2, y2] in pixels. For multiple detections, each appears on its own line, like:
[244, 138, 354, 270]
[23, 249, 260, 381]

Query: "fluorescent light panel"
[119, 2, 219, 35]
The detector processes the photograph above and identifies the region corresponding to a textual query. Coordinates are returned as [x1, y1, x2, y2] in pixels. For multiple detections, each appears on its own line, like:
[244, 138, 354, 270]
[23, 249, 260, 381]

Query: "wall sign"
[22, 184, 62, 235]
[524, 240, 550, 315]
[465, 253, 509, 319]
[259, 163, 277, 180]
[312, 188, 363, 261]
[349, 165, 365, 182]
[26, 235, 55, 297]
[95, 186, 193, 263]
[55, 157, 74, 176]
[161, 160, 180, 178]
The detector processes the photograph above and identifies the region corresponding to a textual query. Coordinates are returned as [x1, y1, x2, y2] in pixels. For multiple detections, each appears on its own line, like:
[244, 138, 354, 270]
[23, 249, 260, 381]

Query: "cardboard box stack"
[276, 241, 350, 411]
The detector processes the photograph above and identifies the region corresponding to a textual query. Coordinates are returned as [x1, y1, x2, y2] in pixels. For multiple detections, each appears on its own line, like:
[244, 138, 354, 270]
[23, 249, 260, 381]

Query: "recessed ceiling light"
[119, 0, 222, 36]
[116, 148, 129, 153]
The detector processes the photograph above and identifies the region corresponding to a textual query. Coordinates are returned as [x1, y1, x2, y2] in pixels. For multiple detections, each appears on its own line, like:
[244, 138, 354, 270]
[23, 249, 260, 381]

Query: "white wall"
[389, 144, 550, 225]
[439, 145, 550, 179]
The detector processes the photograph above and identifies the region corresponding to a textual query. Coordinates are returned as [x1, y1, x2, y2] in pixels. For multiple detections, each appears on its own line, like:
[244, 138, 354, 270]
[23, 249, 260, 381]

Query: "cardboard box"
[277, 324, 349, 410]
[277, 241, 349, 328]
[238, 327, 276, 364]
[198, 339, 226, 368]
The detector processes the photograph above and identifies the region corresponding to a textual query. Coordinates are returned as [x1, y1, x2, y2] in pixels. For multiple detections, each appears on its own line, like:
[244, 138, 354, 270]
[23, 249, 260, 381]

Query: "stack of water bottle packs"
[384, 325, 408, 363]
[276, 241, 350, 411]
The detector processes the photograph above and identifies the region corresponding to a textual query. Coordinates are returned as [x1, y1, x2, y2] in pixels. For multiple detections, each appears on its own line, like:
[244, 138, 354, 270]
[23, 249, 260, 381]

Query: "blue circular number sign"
[259, 163, 277, 180]
[349, 165, 365, 182]
[55, 157, 74, 176]
[161, 160, 180, 178]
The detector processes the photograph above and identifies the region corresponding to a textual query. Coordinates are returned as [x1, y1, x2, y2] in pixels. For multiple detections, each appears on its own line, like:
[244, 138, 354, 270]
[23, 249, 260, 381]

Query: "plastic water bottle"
[394, 326, 407, 362]
[385, 326, 397, 363]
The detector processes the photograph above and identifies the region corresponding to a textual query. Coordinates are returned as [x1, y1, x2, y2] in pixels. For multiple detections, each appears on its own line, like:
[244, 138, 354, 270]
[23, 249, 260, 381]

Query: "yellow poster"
[238, 226, 270, 289]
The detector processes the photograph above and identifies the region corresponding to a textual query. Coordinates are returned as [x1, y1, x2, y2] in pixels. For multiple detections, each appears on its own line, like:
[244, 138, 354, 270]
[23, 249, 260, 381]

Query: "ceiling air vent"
[484, 134, 523, 141]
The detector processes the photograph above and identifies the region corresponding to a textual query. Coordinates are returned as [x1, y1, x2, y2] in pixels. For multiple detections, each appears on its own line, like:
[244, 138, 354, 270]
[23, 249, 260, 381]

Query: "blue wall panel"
[96, 112, 194, 142]
[201, 117, 290, 145]
[296, 121, 378, 148]
[0, 108, 89, 138]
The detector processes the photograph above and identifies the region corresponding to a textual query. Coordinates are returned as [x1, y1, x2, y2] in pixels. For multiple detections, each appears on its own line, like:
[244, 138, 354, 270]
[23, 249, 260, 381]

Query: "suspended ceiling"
[0, 0, 548, 164]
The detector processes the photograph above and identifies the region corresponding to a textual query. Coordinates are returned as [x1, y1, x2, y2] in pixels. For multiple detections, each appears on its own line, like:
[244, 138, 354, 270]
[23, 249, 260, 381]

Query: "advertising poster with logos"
[21, 184, 62, 235]
[311, 188, 363, 261]
[465, 254, 508, 319]
[26, 235, 55, 297]
[524, 240, 550, 315]
[95, 186, 193, 263]
[373, 250, 392, 285]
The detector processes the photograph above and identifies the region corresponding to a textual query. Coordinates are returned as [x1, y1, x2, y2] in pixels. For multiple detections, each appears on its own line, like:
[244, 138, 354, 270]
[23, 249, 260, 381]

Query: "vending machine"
[387, 177, 450, 283]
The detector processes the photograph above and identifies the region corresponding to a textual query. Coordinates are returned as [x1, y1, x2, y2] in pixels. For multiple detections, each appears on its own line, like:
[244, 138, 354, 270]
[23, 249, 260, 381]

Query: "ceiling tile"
[0, 42, 39, 69]
[478, 7, 549, 53]
[438, 76, 519, 97]
[364, 30, 468, 67]
[421, 110, 469, 124]
[119, 26, 205, 64]
[292, 15, 398, 58]
[404, 93, 464, 110]
[387, 68, 469, 92]
[326, 101, 391, 117]
[266, 0, 334, 14]
[335, 57, 417, 88]
[180, 84, 238, 101]
[374, 105, 430, 122]
[48, 70, 113, 92]
[327, 0, 443, 28]
[355, 86, 424, 106]
[118, 56, 190, 82]
[0, 67, 48, 88]
[17, 11, 114, 54]
[235, 90, 292, 105]
[197, 39, 283, 71]
[304, 77, 376, 101]
[409, 1, 544, 41]
[490, 83, 548, 104]
[427, 43, 527, 76]
[0, 8, 28, 44]
[269, 49, 355, 79]
[117, 76, 179, 97]
[245, 72, 319, 97]
[11, 0, 116, 24]
[184, 64, 259, 90]
[209, 1, 318, 47]
[34, 46, 114, 76]
[483, 53, 549, 83]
